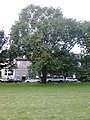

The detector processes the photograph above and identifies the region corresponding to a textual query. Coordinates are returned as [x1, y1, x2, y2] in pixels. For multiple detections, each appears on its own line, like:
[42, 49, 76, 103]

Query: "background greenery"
[0, 83, 90, 120]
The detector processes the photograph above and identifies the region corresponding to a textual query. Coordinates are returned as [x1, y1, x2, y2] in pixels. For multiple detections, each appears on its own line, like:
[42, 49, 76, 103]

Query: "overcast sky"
[0, 0, 90, 53]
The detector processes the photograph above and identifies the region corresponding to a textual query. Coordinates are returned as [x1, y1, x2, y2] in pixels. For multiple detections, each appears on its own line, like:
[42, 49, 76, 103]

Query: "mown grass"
[0, 83, 90, 120]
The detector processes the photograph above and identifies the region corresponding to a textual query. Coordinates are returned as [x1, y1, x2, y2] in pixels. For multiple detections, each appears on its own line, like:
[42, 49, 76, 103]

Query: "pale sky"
[0, 0, 90, 53]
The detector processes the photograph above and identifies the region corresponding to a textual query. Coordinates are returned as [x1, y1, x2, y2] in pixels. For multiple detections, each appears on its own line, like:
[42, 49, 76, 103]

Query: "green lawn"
[0, 83, 90, 120]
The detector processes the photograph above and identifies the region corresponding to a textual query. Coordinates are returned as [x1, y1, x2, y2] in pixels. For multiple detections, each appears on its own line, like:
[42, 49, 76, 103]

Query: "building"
[1, 56, 30, 81]
[15, 56, 30, 81]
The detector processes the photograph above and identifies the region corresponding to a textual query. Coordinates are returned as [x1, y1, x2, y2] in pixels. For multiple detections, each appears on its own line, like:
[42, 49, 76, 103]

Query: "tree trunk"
[41, 66, 47, 83]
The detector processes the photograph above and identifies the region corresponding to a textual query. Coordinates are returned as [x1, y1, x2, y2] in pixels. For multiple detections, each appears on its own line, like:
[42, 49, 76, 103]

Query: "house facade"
[15, 57, 30, 81]
[1, 56, 30, 81]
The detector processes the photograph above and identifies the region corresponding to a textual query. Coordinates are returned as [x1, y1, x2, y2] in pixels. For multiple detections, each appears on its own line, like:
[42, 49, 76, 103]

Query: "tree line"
[0, 4, 90, 83]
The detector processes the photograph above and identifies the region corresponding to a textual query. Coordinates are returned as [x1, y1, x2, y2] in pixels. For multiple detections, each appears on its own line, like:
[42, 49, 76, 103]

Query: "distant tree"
[0, 30, 15, 73]
[0, 30, 9, 69]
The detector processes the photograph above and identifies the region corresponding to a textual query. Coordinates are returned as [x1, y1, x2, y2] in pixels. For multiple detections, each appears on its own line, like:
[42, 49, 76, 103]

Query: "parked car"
[6, 78, 14, 83]
[47, 75, 65, 83]
[0, 78, 4, 82]
[25, 78, 41, 83]
[65, 77, 80, 82]
[1, 78, 21, 83]
[0, 78, 9, 82]
[83, 77, 90, 82]
[5, 78, 16, 83]
[14, 78, 22, 83]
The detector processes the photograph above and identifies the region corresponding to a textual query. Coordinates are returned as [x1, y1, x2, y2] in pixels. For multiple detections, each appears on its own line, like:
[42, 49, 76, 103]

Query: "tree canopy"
[10, 4, 90, 82]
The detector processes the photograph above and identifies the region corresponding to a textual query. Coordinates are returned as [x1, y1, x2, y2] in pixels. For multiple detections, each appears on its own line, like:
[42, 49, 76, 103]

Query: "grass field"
[0, 83, 90, 120]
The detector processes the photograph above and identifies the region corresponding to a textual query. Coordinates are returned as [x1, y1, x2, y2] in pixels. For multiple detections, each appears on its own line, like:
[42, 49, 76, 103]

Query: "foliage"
[75, 21, 90, 79]
[77, 21, 90, 54]
[77, 54, 90, 80]
[10, 4, 84, 82]
[10, 4, 90, 82]
[0, 30, 16, 71]
[0, 30, 9, 69]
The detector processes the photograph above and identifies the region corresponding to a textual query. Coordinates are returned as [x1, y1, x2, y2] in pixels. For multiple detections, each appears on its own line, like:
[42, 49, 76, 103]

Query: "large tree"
[10, 4, 81, 83]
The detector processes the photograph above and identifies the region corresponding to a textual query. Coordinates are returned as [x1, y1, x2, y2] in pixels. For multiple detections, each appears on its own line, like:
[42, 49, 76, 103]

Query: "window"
[22, 61, 27, 67]
[22, 70, 27, 76]
[16, 70, 21, 76]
